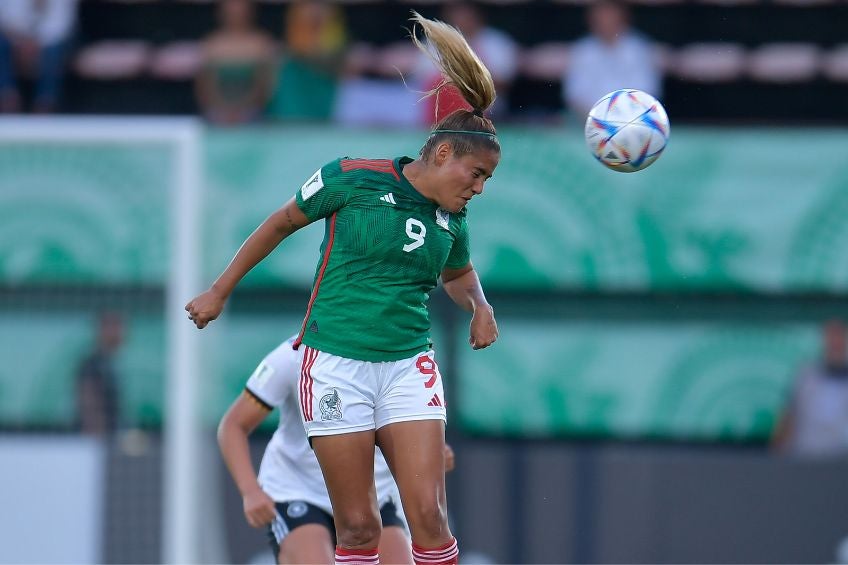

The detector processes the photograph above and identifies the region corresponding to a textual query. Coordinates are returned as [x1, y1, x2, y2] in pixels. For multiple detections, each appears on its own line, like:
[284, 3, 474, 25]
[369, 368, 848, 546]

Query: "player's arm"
[186, 198, 309, 328]
[442, 262, 498, 350]
[217, 390, 277, 528]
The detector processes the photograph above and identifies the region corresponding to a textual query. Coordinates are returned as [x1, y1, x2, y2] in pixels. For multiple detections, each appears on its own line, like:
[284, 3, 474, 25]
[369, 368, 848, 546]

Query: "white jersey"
[246, 336, 401, 515]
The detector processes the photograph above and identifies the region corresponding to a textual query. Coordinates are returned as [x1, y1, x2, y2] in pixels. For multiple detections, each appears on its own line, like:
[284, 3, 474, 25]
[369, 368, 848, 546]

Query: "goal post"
[0, 117, 204, 564]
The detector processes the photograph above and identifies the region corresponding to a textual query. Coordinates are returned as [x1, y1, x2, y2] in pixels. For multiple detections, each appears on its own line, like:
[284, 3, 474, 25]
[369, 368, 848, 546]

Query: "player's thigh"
[312, 430, 381, 535]
[376, 419, 446, 503]
[267, 501, 335, 565]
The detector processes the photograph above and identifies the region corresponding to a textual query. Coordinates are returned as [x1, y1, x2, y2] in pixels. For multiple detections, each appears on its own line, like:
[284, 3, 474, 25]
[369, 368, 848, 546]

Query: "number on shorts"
[416, 356, 438, 388]
[403, 218, 427, 252]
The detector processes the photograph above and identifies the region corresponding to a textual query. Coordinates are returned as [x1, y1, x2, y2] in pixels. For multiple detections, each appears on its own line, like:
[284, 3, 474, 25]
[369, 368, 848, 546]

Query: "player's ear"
[433, 142, 452, 166]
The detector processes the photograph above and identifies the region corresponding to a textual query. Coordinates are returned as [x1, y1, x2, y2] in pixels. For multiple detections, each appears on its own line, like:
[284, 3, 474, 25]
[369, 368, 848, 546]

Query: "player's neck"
[401, 159, 437, 203]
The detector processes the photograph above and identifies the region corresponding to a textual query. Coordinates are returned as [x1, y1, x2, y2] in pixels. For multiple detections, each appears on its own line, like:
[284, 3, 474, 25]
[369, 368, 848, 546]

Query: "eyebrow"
[475, 166, 493, 179]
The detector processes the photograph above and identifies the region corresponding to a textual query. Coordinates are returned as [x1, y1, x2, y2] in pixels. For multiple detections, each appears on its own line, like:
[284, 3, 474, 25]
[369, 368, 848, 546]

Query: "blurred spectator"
[562, 0, 661, 120]
[772, 320, 848, 458]
[0, 0, 77, 114]
[266, 0, 346, 122]
[414, 2, 518, 125]
[76, 313, 124, 436]
[196, 0, 275, 126]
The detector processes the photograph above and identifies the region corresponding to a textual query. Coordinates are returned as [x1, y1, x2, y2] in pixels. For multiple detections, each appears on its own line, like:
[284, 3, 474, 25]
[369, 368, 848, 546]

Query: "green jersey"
[293, 156, 470, 362]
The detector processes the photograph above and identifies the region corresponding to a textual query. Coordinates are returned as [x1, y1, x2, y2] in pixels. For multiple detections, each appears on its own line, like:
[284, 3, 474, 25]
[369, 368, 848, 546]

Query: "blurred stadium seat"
[74, 41, 152, 80]
[748, 43, 821, 83]
[672, 42, 747, 82]
[773, 0, 835, 5]
[549, 0, 595, 5]
[694, 0, 759, 4]
[477, 0, 536, 4]
[627, 0, 685, 5]
[148, 41, 203, 81]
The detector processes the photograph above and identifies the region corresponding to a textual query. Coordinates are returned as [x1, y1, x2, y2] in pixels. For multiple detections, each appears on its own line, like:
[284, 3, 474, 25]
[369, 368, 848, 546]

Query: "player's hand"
[185, 288, 227, 329]
[444, 443, 455, 473]
[243, 487, 276, 528]
[469, 304, 498, 350]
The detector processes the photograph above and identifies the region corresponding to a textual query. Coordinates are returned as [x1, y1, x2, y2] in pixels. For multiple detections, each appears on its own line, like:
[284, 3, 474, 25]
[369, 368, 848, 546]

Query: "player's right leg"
[298, 346, 383, 560]
[374, 350, 458, 564]
[312, 431, 382, 552]
[268, 501, 335, 565]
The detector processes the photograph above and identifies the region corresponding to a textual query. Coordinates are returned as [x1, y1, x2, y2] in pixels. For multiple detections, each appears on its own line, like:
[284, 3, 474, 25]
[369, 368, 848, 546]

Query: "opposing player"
[187, 12, 499, 565]
[219, 334, 456, 564]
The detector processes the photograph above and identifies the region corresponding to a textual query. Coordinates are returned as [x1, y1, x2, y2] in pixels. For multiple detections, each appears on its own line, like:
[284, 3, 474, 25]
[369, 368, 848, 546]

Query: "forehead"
[455, 148, 500, 170]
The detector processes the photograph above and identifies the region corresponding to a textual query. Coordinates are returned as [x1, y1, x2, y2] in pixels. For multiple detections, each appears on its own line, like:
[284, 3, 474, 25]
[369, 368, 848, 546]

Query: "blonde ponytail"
[410, 11, 500, 159]
[410, 11, 496, 115]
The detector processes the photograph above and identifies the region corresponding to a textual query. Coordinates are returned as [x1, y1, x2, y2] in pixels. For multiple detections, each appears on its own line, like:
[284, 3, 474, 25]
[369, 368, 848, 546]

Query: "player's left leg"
[312, 431, 382, 553]
[375, 350, 458, 565]
[377, 421, 455, 563]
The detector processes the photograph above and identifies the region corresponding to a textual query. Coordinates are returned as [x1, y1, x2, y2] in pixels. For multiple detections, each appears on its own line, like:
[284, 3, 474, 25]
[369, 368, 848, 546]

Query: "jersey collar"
[394, 156, 433, 204]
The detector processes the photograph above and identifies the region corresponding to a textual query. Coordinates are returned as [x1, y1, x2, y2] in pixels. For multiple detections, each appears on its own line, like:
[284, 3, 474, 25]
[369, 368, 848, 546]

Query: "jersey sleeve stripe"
[243, 387, 273, 411]
[340, 159, 400, 181]
[340, 158, 393, 169]
[294, 212, 338, 349]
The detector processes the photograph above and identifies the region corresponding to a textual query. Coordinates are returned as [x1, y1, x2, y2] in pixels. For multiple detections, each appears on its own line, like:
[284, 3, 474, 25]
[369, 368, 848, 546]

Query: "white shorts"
[297, 345, 447, 438]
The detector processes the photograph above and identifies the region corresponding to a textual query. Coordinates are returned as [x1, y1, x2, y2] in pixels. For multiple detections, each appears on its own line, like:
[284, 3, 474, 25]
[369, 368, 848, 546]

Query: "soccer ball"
[584, 89, 670, 173]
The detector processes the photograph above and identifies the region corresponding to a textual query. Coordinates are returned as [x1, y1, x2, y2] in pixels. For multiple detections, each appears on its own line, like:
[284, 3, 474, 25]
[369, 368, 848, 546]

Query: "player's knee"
[408, 498, 449, 539]
[335, 512, 381, 548]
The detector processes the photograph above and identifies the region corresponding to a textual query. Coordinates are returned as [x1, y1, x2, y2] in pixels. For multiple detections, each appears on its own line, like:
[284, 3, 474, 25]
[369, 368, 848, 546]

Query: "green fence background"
[4, 127, 848, 290]
[2, 126, 844, 439]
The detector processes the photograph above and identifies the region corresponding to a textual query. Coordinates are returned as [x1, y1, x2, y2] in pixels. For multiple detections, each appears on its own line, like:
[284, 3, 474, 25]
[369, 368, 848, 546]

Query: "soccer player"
[187, 12, 498, 565]
[219, 334, 457, 564]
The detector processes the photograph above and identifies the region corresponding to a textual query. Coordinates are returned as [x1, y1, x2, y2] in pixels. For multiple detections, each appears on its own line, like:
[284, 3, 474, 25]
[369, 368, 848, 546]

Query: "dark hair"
[410, 12, 500, 160]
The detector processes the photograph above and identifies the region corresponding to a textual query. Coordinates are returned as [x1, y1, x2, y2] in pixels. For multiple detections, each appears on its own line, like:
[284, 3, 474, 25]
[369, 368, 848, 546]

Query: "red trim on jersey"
[294, 212, 337, 349]
[340, 158, 399, 181]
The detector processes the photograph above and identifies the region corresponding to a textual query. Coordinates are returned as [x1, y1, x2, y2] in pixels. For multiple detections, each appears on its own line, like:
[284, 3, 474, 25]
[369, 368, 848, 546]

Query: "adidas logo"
[379, 193, 397, 205]
[427, 394, 443, 407]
